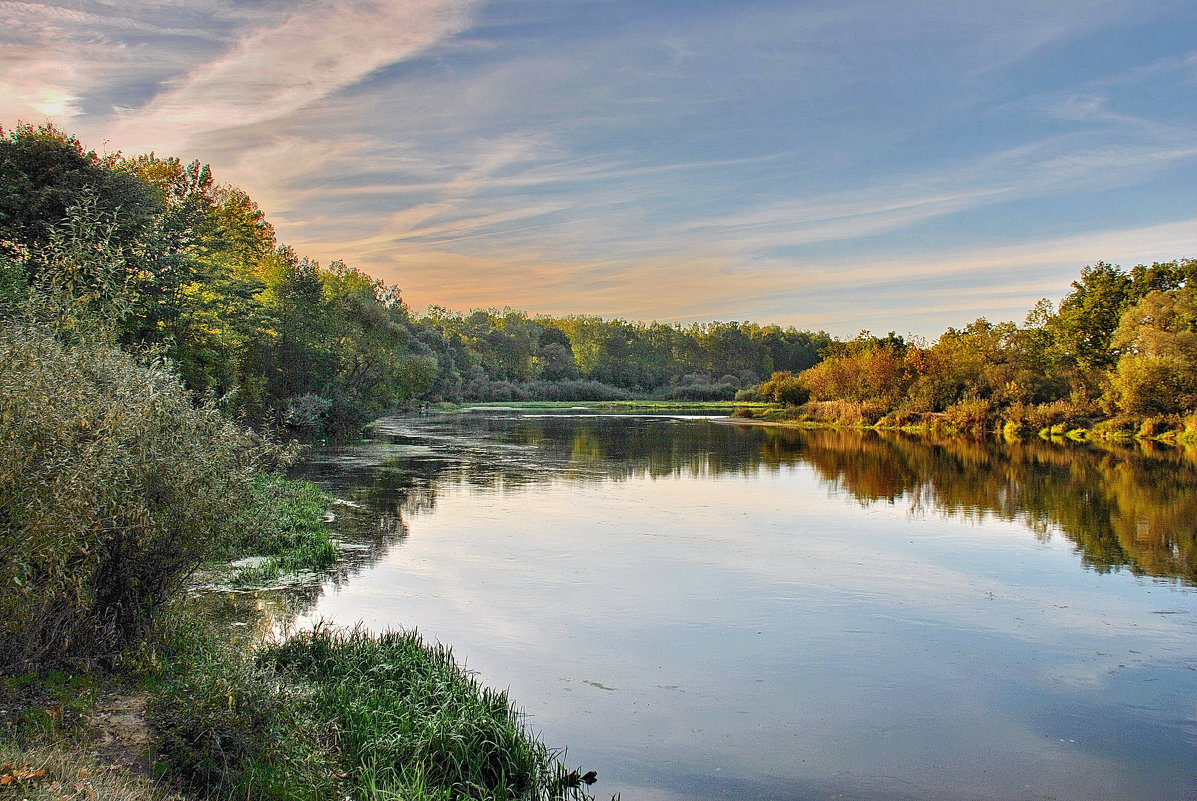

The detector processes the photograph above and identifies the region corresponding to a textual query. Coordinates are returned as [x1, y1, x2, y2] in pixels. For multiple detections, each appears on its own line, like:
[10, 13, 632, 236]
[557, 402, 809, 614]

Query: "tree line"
[0, 124, 832, 436]
[743, 258, 1197, 435]
[4, 123, 1193, 440]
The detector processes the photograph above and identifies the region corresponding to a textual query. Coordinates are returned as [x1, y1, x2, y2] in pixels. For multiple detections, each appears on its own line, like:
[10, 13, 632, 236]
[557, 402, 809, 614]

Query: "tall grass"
[146, 612, 336, 801]
[148, 619, 593, 801]
[261, 625, 589, 801]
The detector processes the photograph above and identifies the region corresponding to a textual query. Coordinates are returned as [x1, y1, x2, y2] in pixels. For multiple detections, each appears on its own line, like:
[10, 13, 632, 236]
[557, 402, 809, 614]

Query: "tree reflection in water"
[286, 411, 1197, 625]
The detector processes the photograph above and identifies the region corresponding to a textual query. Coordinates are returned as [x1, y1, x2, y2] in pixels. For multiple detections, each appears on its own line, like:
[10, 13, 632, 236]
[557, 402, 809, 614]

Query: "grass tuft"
[260, 624, 589, 801]
[145, 616, 592, 801]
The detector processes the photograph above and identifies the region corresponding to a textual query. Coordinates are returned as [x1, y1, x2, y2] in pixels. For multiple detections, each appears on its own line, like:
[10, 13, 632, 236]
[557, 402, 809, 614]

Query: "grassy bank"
[2, 611, 595, 801]
[206, 474, 340, 588]
[731, 401, 1197, 446]
[146, 616, 594, 801]
[2, 517, 595, 801]
[0, 323, 594, 800]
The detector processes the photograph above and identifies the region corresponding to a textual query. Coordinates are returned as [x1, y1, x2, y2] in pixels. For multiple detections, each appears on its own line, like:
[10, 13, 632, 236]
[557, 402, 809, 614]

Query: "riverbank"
[1, 321, 596, 800]
[0, 473, 596, 801]
[441, 399, 764, 413]
[722, 402, 1197, 448]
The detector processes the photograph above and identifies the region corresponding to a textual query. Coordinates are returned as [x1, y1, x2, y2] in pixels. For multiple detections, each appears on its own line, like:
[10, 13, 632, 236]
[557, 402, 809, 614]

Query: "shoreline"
[710, 412, 1197, 450]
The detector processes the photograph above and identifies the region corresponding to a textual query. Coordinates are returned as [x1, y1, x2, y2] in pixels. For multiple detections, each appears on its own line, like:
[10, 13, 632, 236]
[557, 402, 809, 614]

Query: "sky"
[3, 0, 1197, 338]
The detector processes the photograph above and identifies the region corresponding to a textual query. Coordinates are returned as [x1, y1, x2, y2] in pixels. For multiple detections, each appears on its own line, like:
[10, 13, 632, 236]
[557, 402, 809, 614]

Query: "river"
[287, 409, 1197, 801]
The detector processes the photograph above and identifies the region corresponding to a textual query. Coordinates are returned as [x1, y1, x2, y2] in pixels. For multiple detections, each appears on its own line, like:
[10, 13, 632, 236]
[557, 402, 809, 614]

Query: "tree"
[758, 371, 809, 405]
[1108, 287, 1197, 414]
[798, 332, 912, 406]
[0, 123, 158, 256]
[1049, 262, 1134, 371]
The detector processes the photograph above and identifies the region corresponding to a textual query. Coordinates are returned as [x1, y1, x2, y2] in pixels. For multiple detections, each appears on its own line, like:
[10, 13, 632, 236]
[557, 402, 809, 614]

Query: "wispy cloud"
[326, 212, 1197, 337]
[0, 1, 190, 119]
[5, 0, 1194, 339]
[103, 0, 477, 154]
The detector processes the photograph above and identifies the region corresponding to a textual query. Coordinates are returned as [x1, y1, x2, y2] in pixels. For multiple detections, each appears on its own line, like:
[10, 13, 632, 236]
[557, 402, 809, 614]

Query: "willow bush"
[0, 320, 275, 669]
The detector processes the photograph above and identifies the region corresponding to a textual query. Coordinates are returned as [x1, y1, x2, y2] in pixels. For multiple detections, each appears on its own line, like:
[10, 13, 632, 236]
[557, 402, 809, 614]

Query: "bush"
[942, 398, 995, 434]
[1109, 354, 1197, 415]
[876, 408, 926, 428]
[734, 387, 764, 402]
[0, 321, 277, 670]
[757, 371, 810, 405]
[1137, 416, 1180, 439]
[659, 382, 737, 401]
[282, 393, 331, 434]
[460, 378, 632, 402]
[801, 400, 887, 426]
[1002, 400, 1093, 434]
[526, 379, 631, 401]
[1088, 414, 1139, 439]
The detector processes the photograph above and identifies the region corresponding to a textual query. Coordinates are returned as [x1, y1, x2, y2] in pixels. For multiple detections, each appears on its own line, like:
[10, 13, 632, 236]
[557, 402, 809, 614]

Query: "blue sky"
[4, 0, 1196, 337]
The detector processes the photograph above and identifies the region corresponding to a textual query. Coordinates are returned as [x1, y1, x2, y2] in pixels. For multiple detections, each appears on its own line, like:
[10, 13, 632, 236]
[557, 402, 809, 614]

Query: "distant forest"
[3, 123, 1194, 438]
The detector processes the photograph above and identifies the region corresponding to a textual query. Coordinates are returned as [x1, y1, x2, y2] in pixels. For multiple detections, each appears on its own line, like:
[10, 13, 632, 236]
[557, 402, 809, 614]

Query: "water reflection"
[757, 426, 1197, 585]
[286, 411, 1197, 801]
[294, 412, 1197, 589]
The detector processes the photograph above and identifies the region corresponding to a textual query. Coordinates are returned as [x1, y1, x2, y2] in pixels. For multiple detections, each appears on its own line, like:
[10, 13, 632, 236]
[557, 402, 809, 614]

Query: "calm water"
[290, 410, 1197, 801]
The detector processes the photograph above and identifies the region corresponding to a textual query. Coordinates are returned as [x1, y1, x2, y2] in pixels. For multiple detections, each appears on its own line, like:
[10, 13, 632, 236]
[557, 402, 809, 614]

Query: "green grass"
[146, 612, 336, 801]
[0, 670, 99, 744]
[209, 474, 340, 587]
[147, 616, 594, 801]
[261, 624, 592, 801]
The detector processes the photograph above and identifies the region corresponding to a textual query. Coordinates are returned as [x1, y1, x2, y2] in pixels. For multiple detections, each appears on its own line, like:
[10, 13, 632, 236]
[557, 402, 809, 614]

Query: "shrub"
[734, 387, 764, 402]
[801, 400, 887, 426]
[942, 398, 995, 434]
[1109, 354, 1197, 415]
[526, 379, 632, 401]
[1088, 415, 1139, 439]
[1002, 400, 1092, 434]
[282, 393, 331, 434]
[876, 408, 926, 428]
[659, 382, 737, 401]
[1137, 416, 1179, 439]
[757, 371, 810, 405]
[0, 321, 277, 670]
